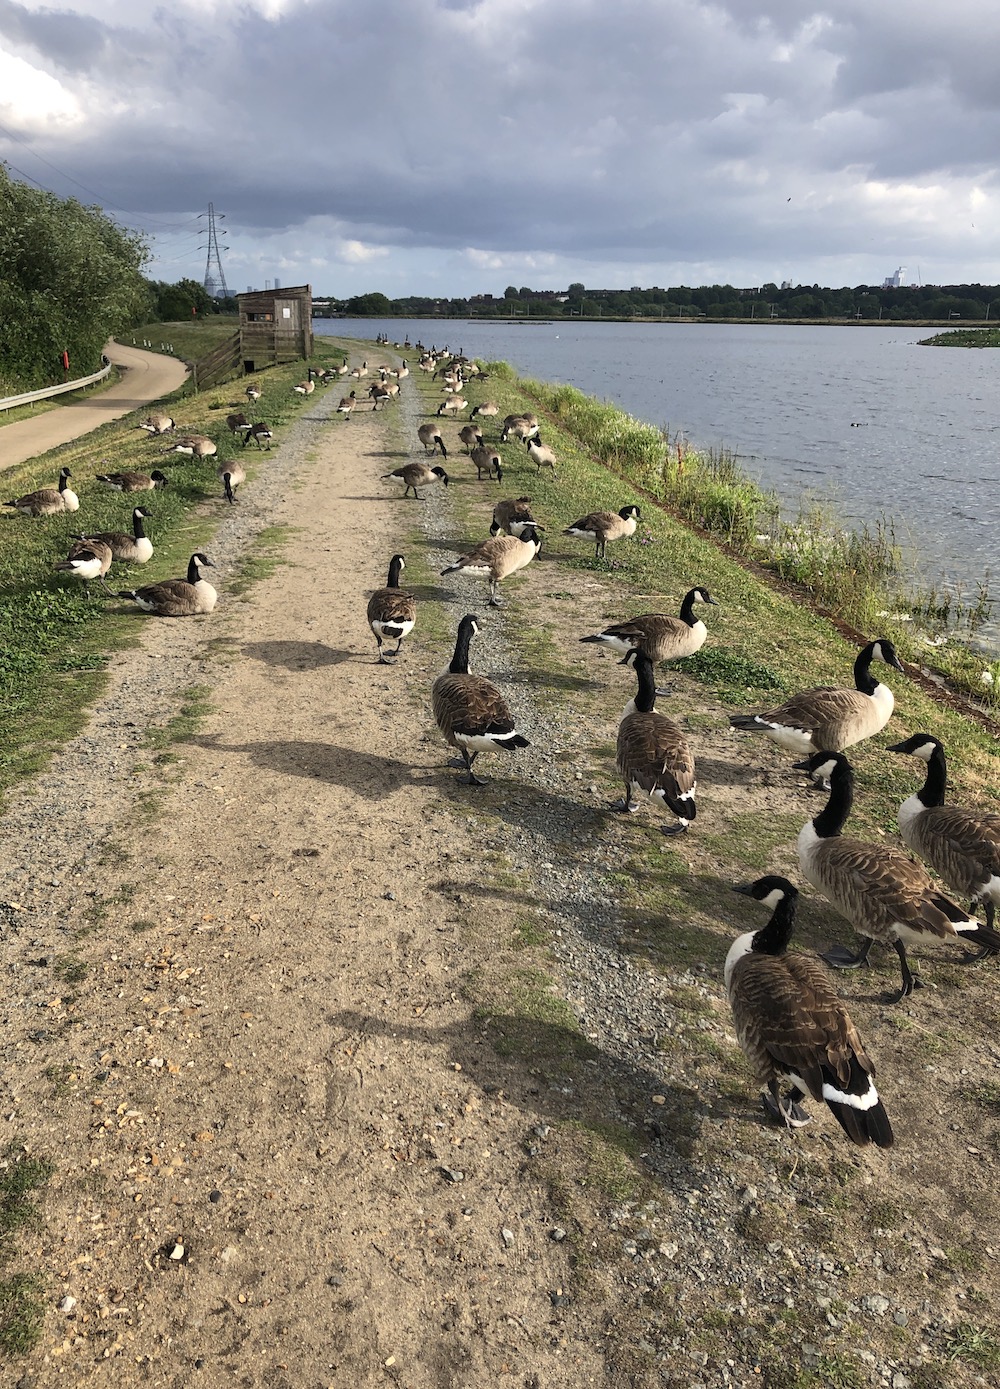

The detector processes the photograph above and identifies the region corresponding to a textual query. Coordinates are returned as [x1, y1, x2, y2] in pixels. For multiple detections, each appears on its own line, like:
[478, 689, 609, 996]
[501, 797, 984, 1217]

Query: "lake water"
[317, 318, 1000, 640]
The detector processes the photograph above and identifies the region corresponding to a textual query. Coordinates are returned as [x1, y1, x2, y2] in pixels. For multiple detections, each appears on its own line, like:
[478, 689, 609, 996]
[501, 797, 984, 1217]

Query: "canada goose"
[394, 360, 409, 381]
[219, 460, 246, 504]
[729, 639, 905, 782]
[440, 525, 541, 607]
[526, 436, 557, 473]
[500, 413, 539, 444]
[432, 613, 530, 784]
[369, 383, 391, 409]
[469, 401, 499, 420]
[580, 587, 718, 665]
[614, 649, 696, 835]
[137, 413, 175, 435]
[118, 552, 217, 617]
[436, 396, 468, 416]
[417, 423, 448, 458]
[727, 875, 893, 1147]
[293, 378, 315, 396]
[888, 733, 1000, 937]
[96, 469, 168, 493]
[382, 462, 449, 499]
[243, 422, 273, 450]
[794, 750, 1000, 998]
[564, 504, 641, 559]
[54, 538, 113, 593]
[336, 358, 350, 376]
[226, 412, 252, 437]
[4, 467, 79, 516]
[367, 554, 416, 663]
[459, 424, 484, 453]
[470, 444, 503, 483]
[168, 434, 217, 460]
[337, 392, 357, 419]
[245, 383, 262, 406]
[490, 496, 536, 538]
[72, 507, 153, 564]
[349, 360, 369, 379]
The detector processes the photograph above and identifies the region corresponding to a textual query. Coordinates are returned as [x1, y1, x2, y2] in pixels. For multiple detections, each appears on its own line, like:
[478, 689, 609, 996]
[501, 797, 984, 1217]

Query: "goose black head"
[620, 504, 640, 520]
[887, 732, 941, 762]
[733, 874, 798, 909]
[432, 467, 449, 484]
[871, 638, 905, 673]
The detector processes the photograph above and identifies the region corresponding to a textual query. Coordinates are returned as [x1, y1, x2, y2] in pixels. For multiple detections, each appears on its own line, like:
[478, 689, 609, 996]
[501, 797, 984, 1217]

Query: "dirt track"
[0, 384, 607, 1387]
[0, 342, 188, 473]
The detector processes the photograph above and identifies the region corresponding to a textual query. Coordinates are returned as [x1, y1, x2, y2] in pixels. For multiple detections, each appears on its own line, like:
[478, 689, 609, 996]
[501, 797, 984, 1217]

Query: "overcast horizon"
[2, 0, 999, 298]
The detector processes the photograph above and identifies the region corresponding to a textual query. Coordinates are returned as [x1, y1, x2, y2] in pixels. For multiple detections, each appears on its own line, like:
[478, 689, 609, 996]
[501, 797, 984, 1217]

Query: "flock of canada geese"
[366, 348, 1000, 1154]
[7, 348, 999, 1157]
[1, 380, 283, 616]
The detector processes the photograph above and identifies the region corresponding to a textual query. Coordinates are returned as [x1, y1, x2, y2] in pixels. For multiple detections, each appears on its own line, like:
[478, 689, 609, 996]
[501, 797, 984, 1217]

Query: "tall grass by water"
[500, 367, 997, 706]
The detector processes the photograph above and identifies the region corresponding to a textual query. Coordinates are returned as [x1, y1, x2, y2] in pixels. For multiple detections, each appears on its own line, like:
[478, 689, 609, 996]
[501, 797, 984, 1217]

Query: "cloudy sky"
[2, 0, 999, 297]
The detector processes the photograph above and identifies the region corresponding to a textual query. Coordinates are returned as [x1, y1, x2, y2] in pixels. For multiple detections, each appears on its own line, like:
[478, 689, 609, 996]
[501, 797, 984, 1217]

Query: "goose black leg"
[463, 750, 487, 787]
[891, 939, 924, 1000]
[762, 1081, 811, 1129]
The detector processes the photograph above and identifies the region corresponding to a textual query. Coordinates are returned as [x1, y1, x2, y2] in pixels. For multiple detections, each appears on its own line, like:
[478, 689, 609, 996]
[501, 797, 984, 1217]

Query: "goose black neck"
[186, 556, 202, 584]
[631, 654, 657, 713]
[450, 619, 476, 675]
[813, 760, 853, 838]
[751, 895, 796, 955]
[918, 743, 948, 808]
[59, 473, 69, 492]
[680, 589, 698, 627]
[387, 556, 404, 588]
[133, 512, 147, 539]
[853, 643, 879, 696]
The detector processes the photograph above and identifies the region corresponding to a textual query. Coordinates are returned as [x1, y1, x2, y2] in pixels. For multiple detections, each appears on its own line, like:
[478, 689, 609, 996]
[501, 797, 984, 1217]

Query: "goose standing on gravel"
[580, 586, 718, 666]
[432, 614, 530, 785]
[564, 505, 641, 560]
[72, 507, 153, 564]
[118, 553, 218, 617]
[367, 553, 416, 663]
[888, 733, 1000, 936]
[440, 525, 541, 607]
[4, 467, 79, 516]
[614, 649, 696, 835]
[383, 462, 449, 500]
[727, 875, 893, 1147]
[96, 469, 168, 493]
[417, 422, 448, 458]
[729, 639, 905, 782]
[337, 392, 357, 419]
[794, 750, 1000, 999]
[219, 460, 246, 504]
[490, 496, 536, 538]
[54, 538, 112, 594]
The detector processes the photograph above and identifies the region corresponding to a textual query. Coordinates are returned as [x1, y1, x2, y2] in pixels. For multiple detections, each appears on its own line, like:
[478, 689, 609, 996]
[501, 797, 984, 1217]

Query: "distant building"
[237, 284, 313, 373]
[883, 266, 907, 288]
[781, 280, 792, 291]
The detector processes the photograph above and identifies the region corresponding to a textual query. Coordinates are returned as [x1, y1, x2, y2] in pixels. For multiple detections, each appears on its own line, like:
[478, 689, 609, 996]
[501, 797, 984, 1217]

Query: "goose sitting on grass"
[118, 553, 217, 617]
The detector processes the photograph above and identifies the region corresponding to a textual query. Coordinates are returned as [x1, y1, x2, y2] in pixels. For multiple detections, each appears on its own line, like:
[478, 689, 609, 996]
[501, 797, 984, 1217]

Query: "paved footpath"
[0, 340, 189, 473]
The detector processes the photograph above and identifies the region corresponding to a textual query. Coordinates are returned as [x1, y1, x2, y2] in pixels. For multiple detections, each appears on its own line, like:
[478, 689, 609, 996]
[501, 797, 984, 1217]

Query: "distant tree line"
[145, 279, 238, 320]
[0, 163, 151, 393]
[314, 281, 1000, 322]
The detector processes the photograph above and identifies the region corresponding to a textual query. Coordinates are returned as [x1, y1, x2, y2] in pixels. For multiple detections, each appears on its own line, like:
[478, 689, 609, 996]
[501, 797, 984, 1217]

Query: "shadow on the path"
[242, 640, 355, 670]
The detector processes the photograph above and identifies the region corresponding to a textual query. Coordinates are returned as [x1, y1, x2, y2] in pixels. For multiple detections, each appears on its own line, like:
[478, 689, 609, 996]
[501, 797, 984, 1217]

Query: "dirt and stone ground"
[1, 364, 999, 1388]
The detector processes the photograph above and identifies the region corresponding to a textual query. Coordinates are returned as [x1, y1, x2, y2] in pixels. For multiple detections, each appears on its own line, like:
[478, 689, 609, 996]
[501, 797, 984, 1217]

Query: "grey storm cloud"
[1, 0, 998, 291]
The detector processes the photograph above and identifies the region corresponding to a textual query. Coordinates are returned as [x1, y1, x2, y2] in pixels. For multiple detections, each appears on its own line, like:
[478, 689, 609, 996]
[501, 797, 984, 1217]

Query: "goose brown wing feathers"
[432, 673, 516, 744]
[367, 587, 416, 629]
[617, 711, 695, 800]
[813, 836, 972, 941]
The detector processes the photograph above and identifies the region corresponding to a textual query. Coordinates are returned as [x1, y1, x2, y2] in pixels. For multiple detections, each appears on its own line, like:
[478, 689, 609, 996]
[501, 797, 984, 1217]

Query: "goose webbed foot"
[610, 797, 638, 813]
[821, 940, 874, 970]
[762, 1086, 811, 1130]
[661, 821, 688, 836]
[963, 943, 999, 963]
